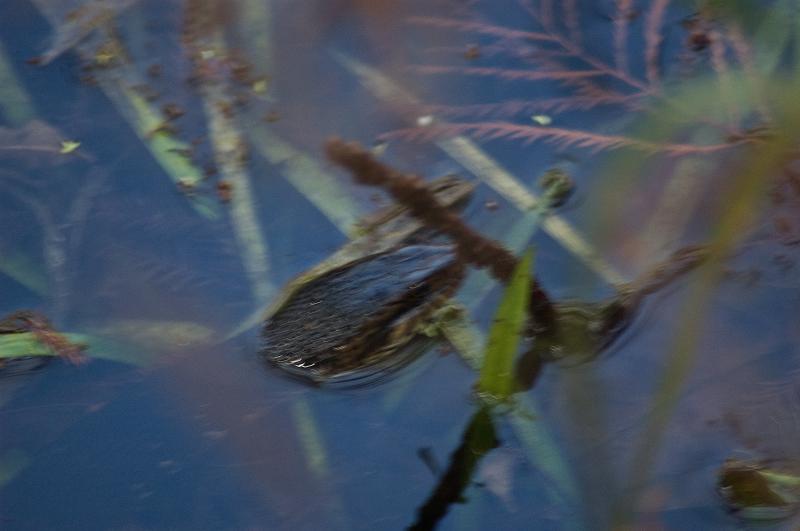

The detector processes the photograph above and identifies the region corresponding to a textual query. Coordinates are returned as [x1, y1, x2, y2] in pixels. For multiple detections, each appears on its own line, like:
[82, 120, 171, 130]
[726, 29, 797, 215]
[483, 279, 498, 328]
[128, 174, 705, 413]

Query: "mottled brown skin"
[260, 176, 475, 385]
[262, 245, 463, 383]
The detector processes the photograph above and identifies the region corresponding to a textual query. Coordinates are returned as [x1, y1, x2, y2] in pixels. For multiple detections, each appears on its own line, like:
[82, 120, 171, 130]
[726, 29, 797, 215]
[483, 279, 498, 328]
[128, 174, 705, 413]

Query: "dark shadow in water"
[408, 405, 499, 530]
[405, 245, 711, 528]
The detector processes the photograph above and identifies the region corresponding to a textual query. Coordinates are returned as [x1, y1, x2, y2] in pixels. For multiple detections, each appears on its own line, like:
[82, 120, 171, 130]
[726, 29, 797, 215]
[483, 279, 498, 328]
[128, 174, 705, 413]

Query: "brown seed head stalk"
[325, 137, 554, 329]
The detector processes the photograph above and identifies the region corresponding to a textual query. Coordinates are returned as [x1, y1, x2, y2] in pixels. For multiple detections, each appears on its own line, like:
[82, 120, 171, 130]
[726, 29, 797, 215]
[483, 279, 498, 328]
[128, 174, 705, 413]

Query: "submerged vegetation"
[1, 0, 800, 529]
[392, 0, 770, 156]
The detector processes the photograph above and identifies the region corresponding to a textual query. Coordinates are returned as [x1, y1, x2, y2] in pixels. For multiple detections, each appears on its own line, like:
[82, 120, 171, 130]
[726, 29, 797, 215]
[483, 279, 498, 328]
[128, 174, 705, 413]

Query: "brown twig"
[325, 138, 555, 329]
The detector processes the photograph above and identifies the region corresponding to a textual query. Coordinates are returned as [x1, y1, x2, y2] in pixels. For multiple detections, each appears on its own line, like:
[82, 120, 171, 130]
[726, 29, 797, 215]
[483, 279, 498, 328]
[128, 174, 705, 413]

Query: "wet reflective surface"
[2, 1, 800, 530]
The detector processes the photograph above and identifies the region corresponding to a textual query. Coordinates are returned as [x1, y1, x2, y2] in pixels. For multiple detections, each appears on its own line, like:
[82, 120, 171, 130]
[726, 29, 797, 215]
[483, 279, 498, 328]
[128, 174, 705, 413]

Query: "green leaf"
[0, 332, 86, 360]
[0, 328, 176, 367]
[531, 114, 552, 126]
[124, 89, 217, 218]
[59, 140, 80, 154]
[477, 249, 532, 401]
[0, 41, 36, 126]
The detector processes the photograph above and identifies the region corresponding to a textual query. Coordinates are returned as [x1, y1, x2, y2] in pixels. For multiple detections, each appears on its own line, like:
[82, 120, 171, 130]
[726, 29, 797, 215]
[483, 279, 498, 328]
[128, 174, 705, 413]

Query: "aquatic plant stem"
[615, 106, 800, 526]
[325, 138, 556, 330]
[333, 51, 626, 286]
[408, 405, 499, 531]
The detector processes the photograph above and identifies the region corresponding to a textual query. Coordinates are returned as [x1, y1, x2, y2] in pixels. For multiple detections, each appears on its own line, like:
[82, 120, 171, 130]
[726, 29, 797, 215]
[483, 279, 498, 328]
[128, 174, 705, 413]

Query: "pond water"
[2, 1, 800, 530]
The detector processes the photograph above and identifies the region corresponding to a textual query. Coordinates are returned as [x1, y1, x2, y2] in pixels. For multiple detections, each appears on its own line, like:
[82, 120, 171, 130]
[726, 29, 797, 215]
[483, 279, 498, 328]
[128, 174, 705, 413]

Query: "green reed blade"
[0, 41, 36, 126]
[477, 249, 532, 401]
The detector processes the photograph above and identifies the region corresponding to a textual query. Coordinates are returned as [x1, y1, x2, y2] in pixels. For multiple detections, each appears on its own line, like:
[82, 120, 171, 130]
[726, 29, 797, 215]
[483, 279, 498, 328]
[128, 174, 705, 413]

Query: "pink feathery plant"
[385, 0, 769, 156]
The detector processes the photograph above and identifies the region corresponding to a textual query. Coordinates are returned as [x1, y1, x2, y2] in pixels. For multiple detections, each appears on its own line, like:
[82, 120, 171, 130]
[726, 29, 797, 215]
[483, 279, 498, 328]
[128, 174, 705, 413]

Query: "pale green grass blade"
[634, 149, 716, 260]
[0, 249, 48, 296]
[247, 125, 365, 233]
[122, 88, 217, 217]
[477, 250, 532, 400]
[28, 0, 218, 219]
[92, 319, 215, 354]
[380, 196, 550, 414]
[225, 20, 364, 339]
[754, 0, 794, 75]
[438, 137, 625, 285]
[444, 320, 582, 528]
[185, 23, 344, 526]
[293, 397, 332, 478]
[201, 76, 274, 304]
[0, 41, 36, 125]
[0, 332, 141, 365]
[332, 51, 625, 285]
[292, 397, 350, 529]
[510, 395, 582, 520]
[237, 0, 274, 75]
[458, 168, 581, 305]
[607, 77, 800, 524]
[0, 318, 216, 367]
[186, 29, 279, 318]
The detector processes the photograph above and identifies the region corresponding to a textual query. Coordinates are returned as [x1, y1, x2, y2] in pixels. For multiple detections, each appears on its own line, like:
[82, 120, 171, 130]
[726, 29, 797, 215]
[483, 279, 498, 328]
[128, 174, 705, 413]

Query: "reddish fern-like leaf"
[422, 93, 642, 119]
[381, 122, 737, 156]
[424, 44, 532, 61]
[394, 1, 758, 161]
[529, 0, 554, 31]
[407, 16, 555, 43]
[536, 18, 648, 91]
[411, 65, 608, 82]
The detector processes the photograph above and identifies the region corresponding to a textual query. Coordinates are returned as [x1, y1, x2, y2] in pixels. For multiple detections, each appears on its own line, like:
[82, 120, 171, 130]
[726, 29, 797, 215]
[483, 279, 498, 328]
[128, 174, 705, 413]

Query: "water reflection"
[1, 1, 800, 530]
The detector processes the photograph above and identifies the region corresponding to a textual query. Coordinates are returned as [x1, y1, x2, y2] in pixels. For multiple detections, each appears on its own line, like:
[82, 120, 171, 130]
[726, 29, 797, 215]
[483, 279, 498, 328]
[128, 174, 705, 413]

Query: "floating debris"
[718, 459, 800, 521]
[132, 83, 159, 102]
[216, 179, 233, 202]
[59, 140, 81, 154]
[531, 114, 552, 126]
[176, 176, 196, 193]
[370, 140, 388, 157]
[263, 110, 280, 123]
[146, 121, 178, 139]
[537, 168, 574, 208]
[167, 147, 194, 159]
[464, 44, 480, 60]
[162, 103, 186, 121]
[0, 121, 90, 163]
[33, 0, 138, 65]
[252, 78, 269, 94]
[92, 40, 122, 67]
[146, 63, 162, 78]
